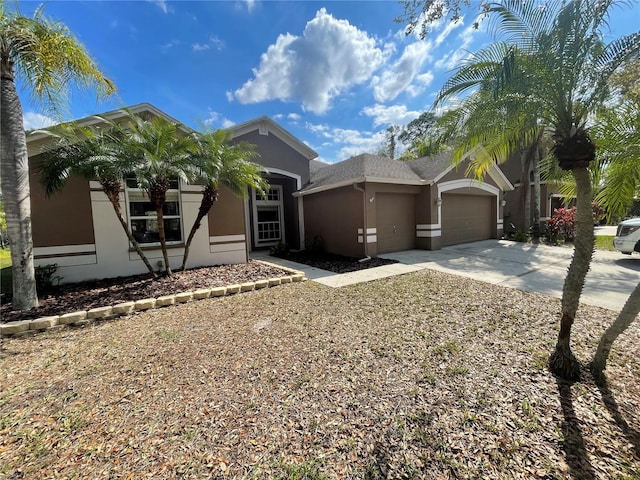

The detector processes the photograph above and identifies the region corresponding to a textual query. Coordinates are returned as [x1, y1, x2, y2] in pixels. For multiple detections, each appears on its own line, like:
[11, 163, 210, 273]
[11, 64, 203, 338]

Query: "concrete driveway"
[380, 240, 639, 312]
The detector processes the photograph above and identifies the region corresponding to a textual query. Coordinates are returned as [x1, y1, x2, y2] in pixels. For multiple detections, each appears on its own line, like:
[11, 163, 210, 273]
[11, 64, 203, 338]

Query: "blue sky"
[16, 0, 640, 164]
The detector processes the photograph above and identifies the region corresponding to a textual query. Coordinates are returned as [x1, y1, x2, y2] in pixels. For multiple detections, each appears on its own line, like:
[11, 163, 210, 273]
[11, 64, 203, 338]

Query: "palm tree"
[36, 120, 158, 277]
[434, 57, 546, 236]
[0, 4, 114, 310]
[436, 0, 640, 380]
[588, 97, 640, 377]
[122, 114, 200, 276]
[592, 99, 640, 222]
[181, 130, 267, 271]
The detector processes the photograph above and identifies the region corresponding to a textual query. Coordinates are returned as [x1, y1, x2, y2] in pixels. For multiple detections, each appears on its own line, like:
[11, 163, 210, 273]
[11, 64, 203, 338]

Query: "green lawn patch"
[595, 235, 615, 251]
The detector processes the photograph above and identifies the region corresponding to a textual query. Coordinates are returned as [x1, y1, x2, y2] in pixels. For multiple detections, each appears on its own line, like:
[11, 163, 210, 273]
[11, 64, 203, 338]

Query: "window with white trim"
[253, 186, 283, 246]
[126, 177, 183, 245]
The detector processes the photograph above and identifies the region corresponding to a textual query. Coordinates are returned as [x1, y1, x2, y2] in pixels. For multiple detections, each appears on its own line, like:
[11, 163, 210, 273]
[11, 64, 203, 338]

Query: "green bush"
[35, 263, 62, 294]
[269, 241, 290, 256]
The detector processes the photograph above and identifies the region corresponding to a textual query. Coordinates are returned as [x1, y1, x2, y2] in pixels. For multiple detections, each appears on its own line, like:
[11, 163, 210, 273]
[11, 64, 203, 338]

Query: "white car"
[613, 218, 640, 255]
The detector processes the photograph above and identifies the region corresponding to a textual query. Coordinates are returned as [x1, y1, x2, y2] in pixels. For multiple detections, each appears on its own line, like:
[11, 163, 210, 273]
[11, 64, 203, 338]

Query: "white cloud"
[23, 112, 56, 130]
[161, 40, 180, 52]
[234, 8, 384, 114]
[361, 104, 422, 128]
[305, 122, 387, 162]
[434, 21, 478, 71]
[203, 109, 235, 129]
[192, 43, 210, 52]
[435, 16, 463, 46]
[371, 40, 433, 103]
[147, 0, 170, 14]
[193, 36, 225, 52]
[244, 0, 256, 13]
[288, 113, 301, 121]
[225, 90, 234, 102]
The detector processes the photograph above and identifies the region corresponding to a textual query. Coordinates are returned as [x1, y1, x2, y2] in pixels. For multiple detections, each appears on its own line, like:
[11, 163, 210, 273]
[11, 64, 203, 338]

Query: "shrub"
[35, 263, 62, 294]
[546, 207, 576, 243]
[592, 202, 605, 225]
[513, 229, 529, 242]
[269, 241, 289, 256]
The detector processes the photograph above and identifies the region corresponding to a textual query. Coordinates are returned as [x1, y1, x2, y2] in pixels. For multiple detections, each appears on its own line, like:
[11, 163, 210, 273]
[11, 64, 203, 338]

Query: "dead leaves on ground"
[1, 270, 639, 479]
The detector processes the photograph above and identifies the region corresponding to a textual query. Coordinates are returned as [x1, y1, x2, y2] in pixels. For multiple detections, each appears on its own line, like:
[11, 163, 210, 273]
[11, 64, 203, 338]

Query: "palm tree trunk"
[156, 207, 172, 276]
[591, 281, 640, 377]
[520, 149, 532, 232]
[181, 185, 217, 271]
[532, 143, 541, 240]
[549, 166, 594, 380]
[0, 60, 38, 310]
[103, 189, 157, 278]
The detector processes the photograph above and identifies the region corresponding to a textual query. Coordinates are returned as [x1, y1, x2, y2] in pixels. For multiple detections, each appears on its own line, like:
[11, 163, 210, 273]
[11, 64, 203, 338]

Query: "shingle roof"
[301, 152, 455, 193]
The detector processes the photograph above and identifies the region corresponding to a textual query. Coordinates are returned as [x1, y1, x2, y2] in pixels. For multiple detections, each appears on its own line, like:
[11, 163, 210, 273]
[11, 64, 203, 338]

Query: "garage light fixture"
[501, 199, 507, 207]
[435, 197, 443, 207]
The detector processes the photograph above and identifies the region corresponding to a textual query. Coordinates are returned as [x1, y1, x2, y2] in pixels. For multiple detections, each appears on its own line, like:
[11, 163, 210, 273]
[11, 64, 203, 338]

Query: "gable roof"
[296, 150, 513, 196]
[228, 116, 318, 160]
[27, 103, 189, 144]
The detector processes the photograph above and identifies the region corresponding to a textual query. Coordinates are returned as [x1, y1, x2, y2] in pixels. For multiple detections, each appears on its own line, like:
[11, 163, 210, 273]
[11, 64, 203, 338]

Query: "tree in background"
[396, 0, 489, 38]
[397, 112, 443, 160]
[181, 130, 267, 270]
[0, 4, 114, 310]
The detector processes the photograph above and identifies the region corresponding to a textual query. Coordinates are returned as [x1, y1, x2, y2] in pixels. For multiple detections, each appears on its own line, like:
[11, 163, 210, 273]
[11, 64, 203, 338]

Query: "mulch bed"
[1, 269, 638, 479]
[0, 261, 287, 323]
[1, 252, 398, 323]
[271, 250, 398, 273]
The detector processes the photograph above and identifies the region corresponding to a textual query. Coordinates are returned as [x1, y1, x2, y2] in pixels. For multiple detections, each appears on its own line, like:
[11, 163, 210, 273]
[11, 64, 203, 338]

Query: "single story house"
[26, 103, 513, 283]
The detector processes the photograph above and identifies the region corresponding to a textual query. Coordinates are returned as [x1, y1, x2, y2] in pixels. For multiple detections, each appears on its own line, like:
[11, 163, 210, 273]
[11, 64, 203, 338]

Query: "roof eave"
[228, 116, 318, 160]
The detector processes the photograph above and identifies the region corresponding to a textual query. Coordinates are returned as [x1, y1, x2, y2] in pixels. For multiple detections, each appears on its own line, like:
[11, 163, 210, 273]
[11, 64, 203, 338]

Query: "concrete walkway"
[252, 240, 639, 311]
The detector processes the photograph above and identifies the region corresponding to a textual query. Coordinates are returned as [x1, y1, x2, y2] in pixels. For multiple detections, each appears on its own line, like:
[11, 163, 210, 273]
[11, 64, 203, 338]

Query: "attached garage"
[441, 193, 493, 247]
[376, 193, 416, 254]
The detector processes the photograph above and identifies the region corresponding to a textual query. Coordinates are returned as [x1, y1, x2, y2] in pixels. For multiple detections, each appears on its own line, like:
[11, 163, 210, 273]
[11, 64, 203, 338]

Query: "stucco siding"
[303, 186, 363, 257]
[29, 157, 95, 248]
[232, 130, 310, 185]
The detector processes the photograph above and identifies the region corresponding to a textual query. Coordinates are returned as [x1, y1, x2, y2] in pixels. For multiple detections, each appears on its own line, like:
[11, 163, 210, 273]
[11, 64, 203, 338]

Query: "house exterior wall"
[206, 186, 248, 266]
[232, 130, 310, 185]
[29, 162, 247, 283]
[232, 130, 308, 251]
[303, 185, 363, 258]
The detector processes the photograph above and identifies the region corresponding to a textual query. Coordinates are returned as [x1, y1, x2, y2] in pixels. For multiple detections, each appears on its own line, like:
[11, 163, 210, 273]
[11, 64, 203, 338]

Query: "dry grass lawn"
[1, 269, 639, 479]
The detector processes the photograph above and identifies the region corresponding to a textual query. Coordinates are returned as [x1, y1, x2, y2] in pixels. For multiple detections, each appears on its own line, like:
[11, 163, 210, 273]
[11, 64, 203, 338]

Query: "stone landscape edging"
[0, 262, 305, 339]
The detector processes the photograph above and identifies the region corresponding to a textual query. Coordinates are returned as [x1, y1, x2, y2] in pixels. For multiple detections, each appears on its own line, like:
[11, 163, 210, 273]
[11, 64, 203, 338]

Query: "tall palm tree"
[122, 114, 200, 276]
[435, 60, 546, 236]
[0, 4, 114, 310]
[181, 130, 267, 271]
[36, 121, 158, 277]
[436, 0, 640, 380]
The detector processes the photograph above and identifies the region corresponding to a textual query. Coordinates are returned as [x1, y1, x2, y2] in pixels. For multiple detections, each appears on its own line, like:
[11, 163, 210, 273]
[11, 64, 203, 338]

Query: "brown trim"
[128, 243, 185, 252]
[35, 251, 96, 259]
[209, 240, 245, 246]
